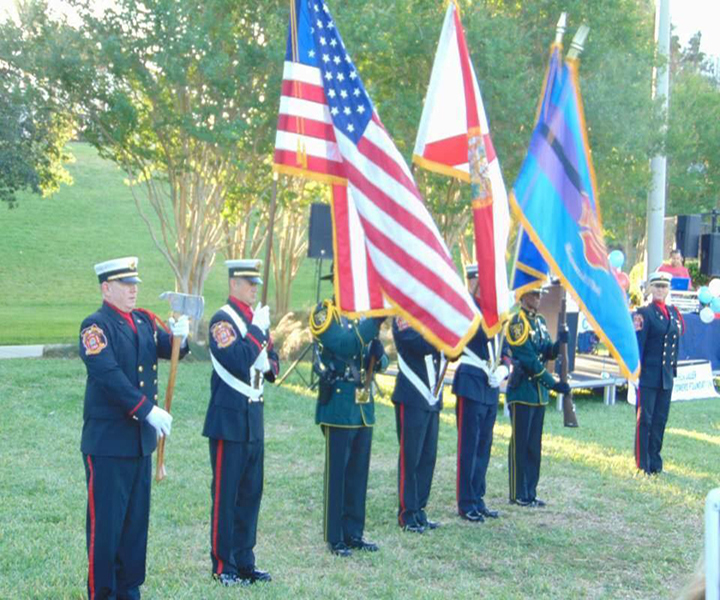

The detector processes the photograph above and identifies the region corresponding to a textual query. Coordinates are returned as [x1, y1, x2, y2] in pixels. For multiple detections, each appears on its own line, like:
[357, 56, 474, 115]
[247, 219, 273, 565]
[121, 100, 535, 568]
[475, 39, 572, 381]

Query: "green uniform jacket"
[310, 301, 386, 427]
[505, 308, 560, 406]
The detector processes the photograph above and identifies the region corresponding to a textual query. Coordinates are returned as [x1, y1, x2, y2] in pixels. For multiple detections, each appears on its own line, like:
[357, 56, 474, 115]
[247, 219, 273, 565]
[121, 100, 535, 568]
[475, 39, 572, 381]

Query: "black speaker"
[307, 203, 334, 259]
[676, 214, 702, 258]
[700, 233, 720, 276]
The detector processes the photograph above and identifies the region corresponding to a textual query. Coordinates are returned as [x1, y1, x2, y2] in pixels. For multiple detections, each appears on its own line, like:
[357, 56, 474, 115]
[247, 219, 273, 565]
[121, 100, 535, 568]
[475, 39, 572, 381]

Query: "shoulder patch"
[633, 313, 644, 332]
[395, 317, 410, 331]
[506, 314, 530, 346]
[81, 324, 108, 355]
[211, 321, 237, 348]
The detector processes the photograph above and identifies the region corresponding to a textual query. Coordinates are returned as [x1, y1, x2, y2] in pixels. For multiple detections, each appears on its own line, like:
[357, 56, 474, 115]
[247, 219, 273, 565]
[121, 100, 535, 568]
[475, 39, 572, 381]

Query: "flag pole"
[555, 24, 588, 428]
[495, 12, 567, 372]
[261, 172, 279, 306]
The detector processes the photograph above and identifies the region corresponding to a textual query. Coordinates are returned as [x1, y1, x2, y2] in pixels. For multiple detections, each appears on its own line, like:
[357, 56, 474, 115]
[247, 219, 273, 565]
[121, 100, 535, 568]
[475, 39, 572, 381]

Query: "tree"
[0, 59, 73, 207]
[666, 32, 720, 215]
[0, 0, 288, 296]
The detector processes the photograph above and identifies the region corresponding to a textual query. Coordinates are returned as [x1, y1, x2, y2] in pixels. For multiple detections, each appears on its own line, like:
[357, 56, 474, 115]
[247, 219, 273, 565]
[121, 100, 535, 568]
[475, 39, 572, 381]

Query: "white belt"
[459, 347, 492, 377]
[397, 353, 440, 406]
[210, 351, 263, 402]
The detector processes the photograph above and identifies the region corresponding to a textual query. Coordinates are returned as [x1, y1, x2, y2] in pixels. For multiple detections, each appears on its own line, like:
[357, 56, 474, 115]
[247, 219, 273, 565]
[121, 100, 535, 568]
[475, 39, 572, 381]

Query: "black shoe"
[530, 499, 546, 508]
[459, 509, 485, 523]
[346, 537, 379, 552]
[213, 573, 249, 587]
[328, 541, 352, 557]
[237, 567, 272, 584]
[402, 523, 425, 534]
[511, 498, 533, 507]
[424, 519, 441, 530]
[478, 506, 499, 519]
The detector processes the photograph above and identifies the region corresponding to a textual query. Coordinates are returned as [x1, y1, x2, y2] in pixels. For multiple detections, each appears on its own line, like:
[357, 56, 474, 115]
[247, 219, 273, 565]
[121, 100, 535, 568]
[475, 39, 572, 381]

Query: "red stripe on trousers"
[212, 440, 225, 575]
[398, 404, 406, 525]
[635, 389, 641, 469]
[86, 456, 96, 600]
[456, 397, 463, 507]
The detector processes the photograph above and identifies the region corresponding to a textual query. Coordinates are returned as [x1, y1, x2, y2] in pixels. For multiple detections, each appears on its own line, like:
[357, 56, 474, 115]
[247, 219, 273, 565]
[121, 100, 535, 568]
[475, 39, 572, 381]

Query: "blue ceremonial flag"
[509, 55, 640, 380]
[511, 44, 562, 298]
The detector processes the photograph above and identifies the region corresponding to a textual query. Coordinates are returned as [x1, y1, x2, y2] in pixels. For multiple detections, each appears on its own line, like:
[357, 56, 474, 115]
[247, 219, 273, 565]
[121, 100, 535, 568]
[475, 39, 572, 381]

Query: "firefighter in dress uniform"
[80, 257, 189, 600]
[391, 316, 444, 533]
[202, 259, 279, 587]
[506, 288, 570, 507]
[633, 270, 684, 475]
[309, 298, 388, 557]
[453, 264, 511, 523]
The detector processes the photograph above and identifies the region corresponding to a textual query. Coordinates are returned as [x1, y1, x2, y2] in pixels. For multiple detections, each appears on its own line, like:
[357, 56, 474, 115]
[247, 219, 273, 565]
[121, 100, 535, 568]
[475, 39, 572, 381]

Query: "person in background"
[657, 249, 693, 289]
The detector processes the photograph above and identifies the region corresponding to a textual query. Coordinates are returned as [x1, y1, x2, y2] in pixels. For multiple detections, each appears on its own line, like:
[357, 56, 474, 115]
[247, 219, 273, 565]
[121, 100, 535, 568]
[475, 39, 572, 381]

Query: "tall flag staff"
[412, 0, 511, 387]
[509, 17, 640, 430]
[272, 0, 481, 356]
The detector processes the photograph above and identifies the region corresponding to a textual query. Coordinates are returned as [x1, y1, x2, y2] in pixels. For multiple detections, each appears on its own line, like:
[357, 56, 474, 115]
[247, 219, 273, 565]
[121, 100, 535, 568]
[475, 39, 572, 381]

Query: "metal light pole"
[646, 0, 671, 274]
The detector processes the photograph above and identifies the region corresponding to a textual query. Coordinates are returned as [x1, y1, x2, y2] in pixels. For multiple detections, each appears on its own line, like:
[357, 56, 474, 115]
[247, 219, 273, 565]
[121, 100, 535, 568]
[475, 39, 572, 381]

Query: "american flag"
[273, 0, 480, 355]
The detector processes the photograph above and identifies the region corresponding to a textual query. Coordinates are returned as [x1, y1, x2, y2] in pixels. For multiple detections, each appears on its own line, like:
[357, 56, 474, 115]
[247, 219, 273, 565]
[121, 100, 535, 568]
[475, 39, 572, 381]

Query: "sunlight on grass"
[667, 427, 720, 447]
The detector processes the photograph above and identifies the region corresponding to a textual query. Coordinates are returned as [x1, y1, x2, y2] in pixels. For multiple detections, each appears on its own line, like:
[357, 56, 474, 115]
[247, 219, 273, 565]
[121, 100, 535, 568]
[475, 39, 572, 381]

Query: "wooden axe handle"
[155, 313, 184, 482]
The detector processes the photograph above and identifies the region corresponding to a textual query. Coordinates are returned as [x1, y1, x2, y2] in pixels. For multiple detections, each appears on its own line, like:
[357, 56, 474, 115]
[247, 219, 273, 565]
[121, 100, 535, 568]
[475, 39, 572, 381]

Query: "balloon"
[700, 306, 715, 324]
[608, 250, 625, 270]
[709, 278, 720, 297]
[615, 272, 630, 292]
[712, 296, 720, 313]
[698, 286, 713, 305]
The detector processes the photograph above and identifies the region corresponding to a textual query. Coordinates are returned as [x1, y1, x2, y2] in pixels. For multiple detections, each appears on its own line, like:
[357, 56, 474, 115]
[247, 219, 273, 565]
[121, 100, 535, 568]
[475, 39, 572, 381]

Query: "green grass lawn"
[1, 358, 715, 599]
[0, 142, 325, 345]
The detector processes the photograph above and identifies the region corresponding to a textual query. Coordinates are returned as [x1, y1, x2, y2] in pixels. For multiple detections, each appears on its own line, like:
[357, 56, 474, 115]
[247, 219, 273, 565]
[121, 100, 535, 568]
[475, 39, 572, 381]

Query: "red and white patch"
[633, 313, 644, 332]
[211, 321, 237, 348]
[82, 324, 108, 355]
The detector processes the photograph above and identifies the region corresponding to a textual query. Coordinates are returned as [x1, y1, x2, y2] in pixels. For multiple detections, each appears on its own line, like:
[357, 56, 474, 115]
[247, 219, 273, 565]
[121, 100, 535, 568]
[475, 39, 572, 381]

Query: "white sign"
[626, 360, 719, 404]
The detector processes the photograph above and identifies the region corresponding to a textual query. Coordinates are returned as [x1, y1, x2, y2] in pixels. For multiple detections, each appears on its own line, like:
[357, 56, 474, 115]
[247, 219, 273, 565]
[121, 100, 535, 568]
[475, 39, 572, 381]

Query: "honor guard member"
[309, 298, 388, 557]
[80, 257, 189, 600]
[633, 271, 684, 475]
[505, 288, 570, 507]
[202, 259, 279, 587]
[391, 317, 444, 533]
[453, 264, 511, 523]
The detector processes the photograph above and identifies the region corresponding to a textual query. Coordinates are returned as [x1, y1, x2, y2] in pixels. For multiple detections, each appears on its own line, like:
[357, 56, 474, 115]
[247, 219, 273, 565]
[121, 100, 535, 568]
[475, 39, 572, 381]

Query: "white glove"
[252, 303, 271, 332]
[169, 315, 190, 346]
[146, 406, 173, 438]
[488, 365, 509, 389]
[253, 349, 271, 374]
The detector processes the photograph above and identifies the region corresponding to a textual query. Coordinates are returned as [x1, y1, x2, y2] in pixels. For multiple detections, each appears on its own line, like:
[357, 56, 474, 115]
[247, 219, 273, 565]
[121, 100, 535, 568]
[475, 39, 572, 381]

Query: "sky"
[671, 0, 720, 58]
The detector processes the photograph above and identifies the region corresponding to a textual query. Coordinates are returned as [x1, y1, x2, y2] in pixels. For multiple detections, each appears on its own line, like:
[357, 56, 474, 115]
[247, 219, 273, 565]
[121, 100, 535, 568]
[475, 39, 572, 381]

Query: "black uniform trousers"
[209, 438, 263, 576]
[455, 397, 497, 514]
[83, 454, 151, 600]
[321, 425, 372, 545]
[635, 387, 672, 474]
[395, 404, 439, 527]
[508, 403, 545, 503]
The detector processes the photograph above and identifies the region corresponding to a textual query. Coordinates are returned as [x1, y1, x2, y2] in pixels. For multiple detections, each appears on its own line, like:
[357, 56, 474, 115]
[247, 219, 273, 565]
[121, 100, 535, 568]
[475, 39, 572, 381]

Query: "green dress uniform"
[309, 300, 387, 553]
[505, 307, 562, 505]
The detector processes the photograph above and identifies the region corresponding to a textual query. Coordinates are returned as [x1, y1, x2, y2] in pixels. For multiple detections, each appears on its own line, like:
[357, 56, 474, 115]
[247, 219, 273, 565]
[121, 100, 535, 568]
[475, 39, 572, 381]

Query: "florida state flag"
[413, 1, 511, 336]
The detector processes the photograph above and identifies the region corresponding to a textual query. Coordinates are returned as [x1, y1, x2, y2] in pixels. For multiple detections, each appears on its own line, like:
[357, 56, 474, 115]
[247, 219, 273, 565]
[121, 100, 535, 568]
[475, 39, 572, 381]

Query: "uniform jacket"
[505, 307, 560, 406]
[634, 301, 685, 390]
[202, 298, 280, 443]
[310, 300, 387, 427]
[452, 313, 510, 405]
[391, 318, 443, 412]
[79, 302, 187, 457]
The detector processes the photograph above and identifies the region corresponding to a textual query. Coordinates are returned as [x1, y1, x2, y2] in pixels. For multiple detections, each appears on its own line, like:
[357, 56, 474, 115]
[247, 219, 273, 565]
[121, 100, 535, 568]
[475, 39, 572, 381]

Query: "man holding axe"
[79, 257, 189, 600]
[202, 259, 279, 587]
[155, 290, 204, 481]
